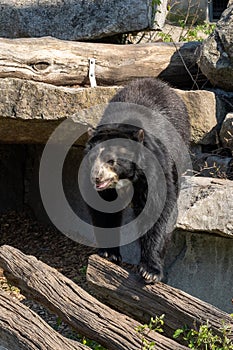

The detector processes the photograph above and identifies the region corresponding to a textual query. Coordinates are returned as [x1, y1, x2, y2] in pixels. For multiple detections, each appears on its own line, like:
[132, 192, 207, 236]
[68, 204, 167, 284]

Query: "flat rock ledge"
[0, 78, 218, 144]
[177, 176, 233, 237]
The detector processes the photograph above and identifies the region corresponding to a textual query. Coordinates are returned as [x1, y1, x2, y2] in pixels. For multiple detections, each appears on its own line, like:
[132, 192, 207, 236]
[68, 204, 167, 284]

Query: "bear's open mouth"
[95, 178, 113, 191]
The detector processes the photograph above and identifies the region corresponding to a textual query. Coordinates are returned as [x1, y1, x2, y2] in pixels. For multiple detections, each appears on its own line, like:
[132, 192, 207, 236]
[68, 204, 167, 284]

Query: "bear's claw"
[98, 249, 122, 264]
[139, 264, 163, 284]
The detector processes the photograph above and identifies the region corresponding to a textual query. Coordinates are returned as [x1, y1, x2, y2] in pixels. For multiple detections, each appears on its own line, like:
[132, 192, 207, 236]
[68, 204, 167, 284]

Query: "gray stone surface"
[220, 113, 233, 151]
[0, 0, 166, 40]
[165, 229, 233, 313]
[0, 78, 223, 145]
[198, 4, 233, 91]
[177, 176, 233, 237]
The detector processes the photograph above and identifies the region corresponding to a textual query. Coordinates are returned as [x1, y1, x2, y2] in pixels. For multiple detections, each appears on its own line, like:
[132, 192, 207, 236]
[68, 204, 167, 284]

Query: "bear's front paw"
[98, 248, 122, 264]
[138, 263, 163, 283]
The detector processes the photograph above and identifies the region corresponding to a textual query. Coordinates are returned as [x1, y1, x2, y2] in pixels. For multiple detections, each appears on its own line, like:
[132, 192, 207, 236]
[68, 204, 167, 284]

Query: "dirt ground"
[0, 207, 97, 342]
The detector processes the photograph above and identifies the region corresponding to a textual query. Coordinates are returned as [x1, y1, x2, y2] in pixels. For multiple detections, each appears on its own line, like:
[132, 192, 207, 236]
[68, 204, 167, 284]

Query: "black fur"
[84, 78, 190, 283]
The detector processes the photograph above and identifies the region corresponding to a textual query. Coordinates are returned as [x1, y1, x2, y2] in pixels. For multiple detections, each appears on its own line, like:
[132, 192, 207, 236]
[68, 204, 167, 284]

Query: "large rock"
[166, 229, 233, 313]
[220, 113, 233, 151]
[0, 0, 167, 40]
[0, 78, 220, 145]
[177, 176, 233, 237]
[198, 4, 233, 91]
[176, 89, 218, 144]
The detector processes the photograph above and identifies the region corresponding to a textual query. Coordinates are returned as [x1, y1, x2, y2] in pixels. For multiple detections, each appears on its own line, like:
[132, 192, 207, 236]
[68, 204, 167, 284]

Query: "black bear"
[84, 78, 190, 283]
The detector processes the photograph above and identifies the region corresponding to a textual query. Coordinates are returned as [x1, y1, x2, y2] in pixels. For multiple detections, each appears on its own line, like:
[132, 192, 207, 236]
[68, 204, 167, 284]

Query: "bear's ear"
[87, 127, 95, 139]
[136, 129, 144, 143]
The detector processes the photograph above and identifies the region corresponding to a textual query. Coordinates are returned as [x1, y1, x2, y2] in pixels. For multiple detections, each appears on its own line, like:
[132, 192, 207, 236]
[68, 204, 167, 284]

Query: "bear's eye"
[107, 159, 115, 166]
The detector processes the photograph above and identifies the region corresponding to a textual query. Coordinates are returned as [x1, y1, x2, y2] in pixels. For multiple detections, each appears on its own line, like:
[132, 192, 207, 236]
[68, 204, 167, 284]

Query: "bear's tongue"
[96, 180, 111, 190]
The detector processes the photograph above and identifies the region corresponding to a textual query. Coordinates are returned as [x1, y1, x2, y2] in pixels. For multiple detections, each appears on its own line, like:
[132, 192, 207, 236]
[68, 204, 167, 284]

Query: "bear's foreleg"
[88, 189, 123, 263]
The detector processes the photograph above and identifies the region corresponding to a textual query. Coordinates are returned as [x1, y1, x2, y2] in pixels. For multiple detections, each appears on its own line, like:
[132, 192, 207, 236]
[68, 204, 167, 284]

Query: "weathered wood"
[0, 37, 203, 88]
[0, 245, 189, 350]
[0, 290, 89, 350]
[87, 254, 233, 339]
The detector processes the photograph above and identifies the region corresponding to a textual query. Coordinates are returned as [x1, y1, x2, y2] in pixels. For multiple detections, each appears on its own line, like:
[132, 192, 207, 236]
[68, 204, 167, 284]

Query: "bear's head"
[85, 124, 144, 191]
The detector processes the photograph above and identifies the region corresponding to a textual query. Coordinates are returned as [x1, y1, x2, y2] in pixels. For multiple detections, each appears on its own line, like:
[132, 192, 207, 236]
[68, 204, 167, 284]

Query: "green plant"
[164, 0, 216, 43]
[173, 320, 233, 350]
[79, 336, 107, 350]
[79, 265, 87, 276]
[157, 31, 173, 42]
[135, 314, 233, 350]
[135, 315, 165, 350]
[157, 21, 216, 43]
[53, 316, 63, 331]
[180, 22, 216, 42]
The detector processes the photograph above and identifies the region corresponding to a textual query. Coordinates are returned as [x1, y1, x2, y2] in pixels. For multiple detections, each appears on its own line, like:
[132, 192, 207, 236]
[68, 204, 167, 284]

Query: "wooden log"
[0, 37, 204, 89]
[0, 245, 189, 350]
[87, 254, 233, 340]
[0, 290, 89, 350]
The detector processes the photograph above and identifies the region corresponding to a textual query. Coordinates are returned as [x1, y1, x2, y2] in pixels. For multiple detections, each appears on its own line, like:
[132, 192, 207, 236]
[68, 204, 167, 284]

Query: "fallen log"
[0, 37, 204, 88]
[0, 245, 189, 350]
[0, 290, 89, 350]
[87, 254, 233, 339]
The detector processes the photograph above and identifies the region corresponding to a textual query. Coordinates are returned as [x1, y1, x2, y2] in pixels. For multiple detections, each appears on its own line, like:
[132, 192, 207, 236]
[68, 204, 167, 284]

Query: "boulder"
[177, 176, 233, 237]
[165, 175, 233, 311]
[220, 113, 233, 151]
[166, 229, 233, 313]
[176, 89, 218, 144]
[198, 4, 233, 91]
[0, 0, 166, 40]
[0, 78, 219, 145]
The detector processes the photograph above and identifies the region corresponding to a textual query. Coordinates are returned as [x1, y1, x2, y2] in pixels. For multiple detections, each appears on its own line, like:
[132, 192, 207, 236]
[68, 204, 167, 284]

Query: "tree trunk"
[0, 291, 89, 350]
[87, 254, 233, 339]
[0, 245, 189, 350]
[0, 37, 203, 89]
